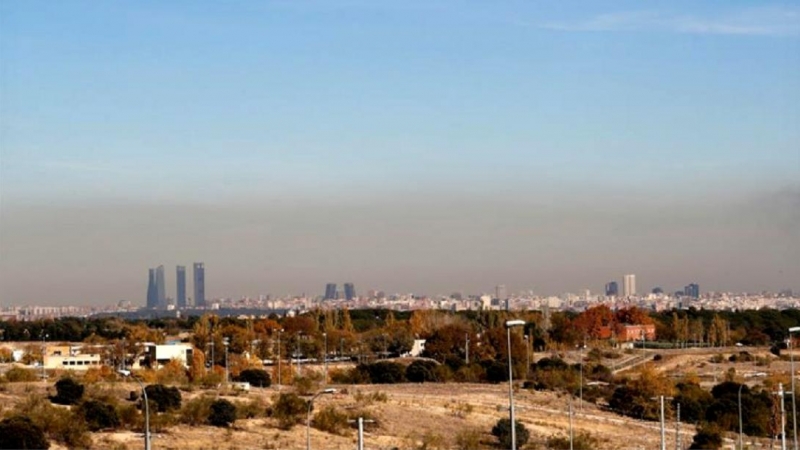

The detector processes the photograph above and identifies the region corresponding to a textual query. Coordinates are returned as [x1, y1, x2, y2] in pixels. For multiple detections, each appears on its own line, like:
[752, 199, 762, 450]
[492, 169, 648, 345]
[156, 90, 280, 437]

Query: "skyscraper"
[176, 266, 186, 308]
[623, 274, 636, 297]
[193, 263, 205, 307]
[495, 284, 508, 301]
[605, 281, 619, 297]
[146, 269, 158, 308]
[155, 265, 166, 308]
[684, 283, 700, 298]
[343, 283, 356, 300]
[324, 283, 337, 300]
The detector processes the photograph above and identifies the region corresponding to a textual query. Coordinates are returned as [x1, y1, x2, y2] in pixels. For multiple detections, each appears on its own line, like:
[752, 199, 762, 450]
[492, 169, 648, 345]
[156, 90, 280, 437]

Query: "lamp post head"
[790, 327, 800, 333]
[505, 320, 525, 329]
[118, 369, 132, 377]
[322, 388, 336, 394]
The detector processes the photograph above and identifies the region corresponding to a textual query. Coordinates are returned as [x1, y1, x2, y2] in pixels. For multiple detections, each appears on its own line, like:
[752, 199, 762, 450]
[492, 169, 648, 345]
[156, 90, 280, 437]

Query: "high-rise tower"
[343, 283, 356, 300]
[193, 263, 205, 307]
[324, 283, 337, 300]
[176, 266, 186, 308]
[155, 265, 166, 308]
[605, 281, 619, 297]
[146, 269, 158, 308]
[623, 274, 636, 297]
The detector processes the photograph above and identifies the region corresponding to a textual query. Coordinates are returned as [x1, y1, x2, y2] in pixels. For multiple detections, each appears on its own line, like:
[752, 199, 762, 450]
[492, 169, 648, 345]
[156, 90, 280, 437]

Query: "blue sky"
[1, 1, 798, 304]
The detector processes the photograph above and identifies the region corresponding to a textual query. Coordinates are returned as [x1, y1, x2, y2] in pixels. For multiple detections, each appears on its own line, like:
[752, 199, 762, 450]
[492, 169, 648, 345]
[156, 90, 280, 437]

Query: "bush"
[405, 360, 439, 383]
[236, 369, 271, 388]
[272, 393, 308, 430]
[13, 394, 92, 449]
[360, 361, 406, 384]
[5, 367, 38, 383]
[454, 428, 482, 450]
[546, 431, 598, 450]
[491, 418, 529, 449]
[144, 384, 182, 412]
[312, 405, 350, 435]
[330, 367, 370, 384]
[180, 396, 215, 426]
[78, 399, 121, 431]
[52, 377, 84, 405]
[209, 399, 237, 428]
[689, 423, 723, 449]
[0, 415, 50, 449]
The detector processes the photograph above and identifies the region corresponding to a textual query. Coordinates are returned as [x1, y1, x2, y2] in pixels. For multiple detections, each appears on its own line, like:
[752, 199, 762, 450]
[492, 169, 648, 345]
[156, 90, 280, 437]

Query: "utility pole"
[675, 402, 681, 450]
[776, 383, 788, 450]
[348, 417, 376, 450]
[465, 333, 470, 365]
[660, 395, 666, 450]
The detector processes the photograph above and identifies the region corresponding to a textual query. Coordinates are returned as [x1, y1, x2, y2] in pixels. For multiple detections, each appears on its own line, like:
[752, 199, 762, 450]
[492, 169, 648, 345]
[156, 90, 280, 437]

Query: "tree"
[0, 416, 50, 449]
[272, 393, 308, 430]
[360, 361, 405, 384]
[208, 399, 237, 427]
[144, 384, 182, 412]
[52, 377, 84, 405]
[78, 399, 120, 431]
[236, 368, 271, 387]
[573, 305, 614, 339]
[406, 360, 439, 383]
[491, 418, 529, 449]
[689, 423, 723, 449]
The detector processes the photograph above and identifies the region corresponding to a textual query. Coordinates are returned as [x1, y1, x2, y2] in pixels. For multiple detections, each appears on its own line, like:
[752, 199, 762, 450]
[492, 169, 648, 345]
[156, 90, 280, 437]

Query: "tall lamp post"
[119, 370, 150, 450]
[277, 329, 284, 389]
[789, 326, 800, 450]
[322, 332, 328, 385]
[306, 388, 336, 450]
[739, 383, 746, 450]
[505, 319, 526, 450]
[523, 335, 530, 380]
[223, 337, 230, 386]
[40, 331, 49, 380]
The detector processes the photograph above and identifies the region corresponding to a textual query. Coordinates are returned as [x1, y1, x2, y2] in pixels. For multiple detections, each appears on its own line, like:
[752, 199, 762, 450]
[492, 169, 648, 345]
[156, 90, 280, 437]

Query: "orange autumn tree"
[573, 305, 615, 340]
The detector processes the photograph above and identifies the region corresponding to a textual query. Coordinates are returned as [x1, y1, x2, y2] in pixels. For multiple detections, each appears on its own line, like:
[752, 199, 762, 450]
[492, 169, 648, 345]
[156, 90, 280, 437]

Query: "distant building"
[146, 269, 158, 308]
[141, 343, 194, 369]
[156, 265, 166, 308]
[324, 283, 337, 300]
[193, 262, 205, 307]
[605, 281, 619, 297]
[623, 274, 636, 297]
[684, 283, 700, 298]
[44, 345, 103, 371]
[176, 266, 186, 309]
[652, 287, 664, 295]
[344, 283, 356, 300]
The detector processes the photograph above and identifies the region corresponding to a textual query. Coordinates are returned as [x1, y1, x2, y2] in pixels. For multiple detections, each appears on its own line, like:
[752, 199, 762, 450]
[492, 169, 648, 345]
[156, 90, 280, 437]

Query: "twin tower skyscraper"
[146, 263, 205, 309]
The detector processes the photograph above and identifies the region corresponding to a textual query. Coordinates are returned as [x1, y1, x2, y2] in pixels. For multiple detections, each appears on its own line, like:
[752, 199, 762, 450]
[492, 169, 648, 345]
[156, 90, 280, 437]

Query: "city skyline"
[1, 1, 798, 306]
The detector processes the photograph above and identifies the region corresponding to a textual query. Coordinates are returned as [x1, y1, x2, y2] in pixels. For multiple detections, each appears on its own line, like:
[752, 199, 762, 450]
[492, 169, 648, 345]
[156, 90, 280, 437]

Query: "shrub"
[78, 399, 121, 431]
[52, 377, 85, 405]
[546, 431, 598, 450]
[236, 369, 271, 388]
[237, 397, 266, 420]
[13, 393, 92, 448]
[0, 415, 50, 449]
[483, 360, 508, 383]
[272, 393, 308, 430]
[144, 384, 182, 412]
[689, 423, 723, 449]
[491, 418, 529, 449]
[209, 399, 237, 428]
[5, 367, 38, 383]
[361, 361, 406, 384]
[180, 396, 215, 426]
[406, 360, 439, 383]
[312, 405, 350, 435]
[329, 367, 370, 384]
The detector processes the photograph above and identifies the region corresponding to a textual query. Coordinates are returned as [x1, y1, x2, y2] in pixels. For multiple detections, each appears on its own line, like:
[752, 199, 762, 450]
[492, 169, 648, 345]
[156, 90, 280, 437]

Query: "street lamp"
[789, 326, 800, 450]
[322, 332, 328, 385]
[505, 319, 525, 450]
[306, 388, 336, 450]
[40, 331, 49, 380]
[278, 329, 284, 389]
[223, 337, 230, 386]
[119, 370, 150, 450]
[523, 335, 530, 380]
[739, 383, 746, 450]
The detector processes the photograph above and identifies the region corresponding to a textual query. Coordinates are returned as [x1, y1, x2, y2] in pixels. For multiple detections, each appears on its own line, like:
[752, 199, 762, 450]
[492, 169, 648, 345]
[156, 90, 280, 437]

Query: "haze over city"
[1, 1, 798, 306]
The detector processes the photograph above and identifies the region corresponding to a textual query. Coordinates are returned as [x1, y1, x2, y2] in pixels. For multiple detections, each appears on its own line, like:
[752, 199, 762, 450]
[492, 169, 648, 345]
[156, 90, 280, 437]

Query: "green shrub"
[689, 423, 723, 449]
[78, 399, 121, 431]
[12, 395, 91, 449]
[180, 396, 215, 426]
[0, 415, 50, 449]
[5, 367, 38, 383]
[144, 384, 182, 412]
[454, 428, 482, 450]
[360, 361, 406, 384]
[52, 377, 84, 405]
[312, 405, 350, 435]
[209, 399, 237, 428]
[406, 360, 439, 383]
[236, 369, 271, 388]
[237, 397, 266, 420]
[271, 393, 308, 430]
[491, 418, 529, 449]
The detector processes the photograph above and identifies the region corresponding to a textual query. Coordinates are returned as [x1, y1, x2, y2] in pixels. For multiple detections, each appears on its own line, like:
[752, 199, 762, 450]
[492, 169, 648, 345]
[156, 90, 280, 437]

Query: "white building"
[623, 274, 637, 297]
[141, 343, 194, 369]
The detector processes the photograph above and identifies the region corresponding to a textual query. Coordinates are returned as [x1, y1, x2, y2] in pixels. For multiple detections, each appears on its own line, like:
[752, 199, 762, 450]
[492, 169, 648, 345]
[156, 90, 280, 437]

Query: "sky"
[1, 1, 798, 306]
